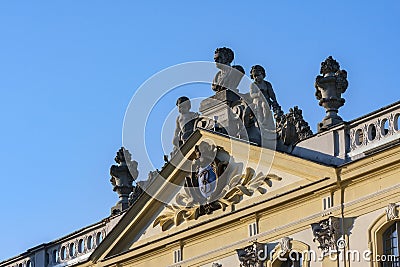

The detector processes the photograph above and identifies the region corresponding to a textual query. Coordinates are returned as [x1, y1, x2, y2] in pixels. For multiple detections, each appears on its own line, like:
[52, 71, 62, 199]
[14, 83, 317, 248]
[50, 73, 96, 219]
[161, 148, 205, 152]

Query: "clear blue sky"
[0, 1, 399, 261]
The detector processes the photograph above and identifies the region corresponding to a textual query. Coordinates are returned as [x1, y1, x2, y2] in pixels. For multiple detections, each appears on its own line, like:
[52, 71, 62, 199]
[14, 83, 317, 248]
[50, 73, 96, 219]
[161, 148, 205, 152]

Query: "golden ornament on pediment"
[153, 162, 282, 231]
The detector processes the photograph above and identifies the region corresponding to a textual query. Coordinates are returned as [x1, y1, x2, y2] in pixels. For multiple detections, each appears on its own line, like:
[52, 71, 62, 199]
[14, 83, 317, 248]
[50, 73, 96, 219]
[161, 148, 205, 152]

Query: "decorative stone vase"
[110, 147, 138, 213]
[315, 56, 348, 132]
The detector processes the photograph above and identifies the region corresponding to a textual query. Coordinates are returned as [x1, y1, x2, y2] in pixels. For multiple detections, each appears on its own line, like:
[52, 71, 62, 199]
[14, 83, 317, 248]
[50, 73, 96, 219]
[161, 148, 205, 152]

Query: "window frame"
[368, 211, 400, 267]
[268, 240, 309, 267]
[381, 221, 400, 267]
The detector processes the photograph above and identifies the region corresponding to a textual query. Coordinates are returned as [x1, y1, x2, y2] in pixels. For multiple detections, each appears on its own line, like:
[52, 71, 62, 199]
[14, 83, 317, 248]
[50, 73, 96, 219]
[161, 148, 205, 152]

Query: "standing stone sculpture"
[241, 104, 262, 145]
[249, 65, 280, 123]
[172, 96, 199, 154]
[110, 147, 139, 214]
[198, 48, 245, 139]
[250, 65, 281, 134]
[315, 56, 348, 132]
[212, 47, 244, 92]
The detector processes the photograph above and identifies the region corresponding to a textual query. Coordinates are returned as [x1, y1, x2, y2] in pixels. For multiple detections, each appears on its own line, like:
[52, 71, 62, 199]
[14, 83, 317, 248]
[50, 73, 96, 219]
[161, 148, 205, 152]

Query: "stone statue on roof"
[212, 47, 244, 93]
[315, 56, 348, 131]
[249, 64, 280, 125]
[172, 96, 199, 153]
[250, 65, 278, 108]
[110, 147, 139, 214]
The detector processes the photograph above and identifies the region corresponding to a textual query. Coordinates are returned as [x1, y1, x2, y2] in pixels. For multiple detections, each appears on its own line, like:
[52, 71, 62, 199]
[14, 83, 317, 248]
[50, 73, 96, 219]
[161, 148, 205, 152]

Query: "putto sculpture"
[172, 96, 199, 153]
[110, 147, 139, 214]
[241, 104, 262, 145]
[212, 47, 244, 92]
[250, 65, 279, 113]
[249, 64, 282, 130]
[197, 47, 313, 148]
[185, 47, 315, 153]
[315, 56, 348, 132]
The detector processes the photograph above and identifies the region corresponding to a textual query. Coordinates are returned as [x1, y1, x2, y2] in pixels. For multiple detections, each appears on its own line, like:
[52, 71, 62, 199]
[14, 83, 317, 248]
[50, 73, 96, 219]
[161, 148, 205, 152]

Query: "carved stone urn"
[315, 56, 348, 132]
[110, 147, 138, 213]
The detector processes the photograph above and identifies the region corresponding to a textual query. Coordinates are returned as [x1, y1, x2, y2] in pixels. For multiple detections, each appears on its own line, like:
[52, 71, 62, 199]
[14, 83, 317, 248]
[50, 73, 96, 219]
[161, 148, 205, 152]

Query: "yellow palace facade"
[2, 54, 400, 267]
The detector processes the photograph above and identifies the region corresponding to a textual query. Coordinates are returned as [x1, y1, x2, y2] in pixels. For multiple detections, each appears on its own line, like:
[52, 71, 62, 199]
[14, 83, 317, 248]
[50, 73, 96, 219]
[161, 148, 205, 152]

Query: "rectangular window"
[249, 222, 258, 237]
[322, 196, 333, 210]
[173, 249, 182, 263]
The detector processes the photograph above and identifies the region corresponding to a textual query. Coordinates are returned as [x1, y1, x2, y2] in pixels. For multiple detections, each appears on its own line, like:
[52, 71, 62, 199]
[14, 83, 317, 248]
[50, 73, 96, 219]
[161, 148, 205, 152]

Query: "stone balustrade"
[348, 101, 400, 160]
[0, 215, 122, 267]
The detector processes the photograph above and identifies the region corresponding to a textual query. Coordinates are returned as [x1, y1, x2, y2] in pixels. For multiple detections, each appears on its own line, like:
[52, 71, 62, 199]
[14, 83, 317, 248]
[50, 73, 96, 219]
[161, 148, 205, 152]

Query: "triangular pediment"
[90, 129, 336, 263]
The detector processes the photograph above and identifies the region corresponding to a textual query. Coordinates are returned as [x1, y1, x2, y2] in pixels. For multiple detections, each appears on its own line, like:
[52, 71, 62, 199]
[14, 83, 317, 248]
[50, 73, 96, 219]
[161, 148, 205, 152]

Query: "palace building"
[1, 50, 400, 267]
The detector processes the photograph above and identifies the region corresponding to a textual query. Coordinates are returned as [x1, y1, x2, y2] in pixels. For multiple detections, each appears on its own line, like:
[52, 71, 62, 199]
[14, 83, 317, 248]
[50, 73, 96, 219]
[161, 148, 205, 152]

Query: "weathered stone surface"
[311, 217, 341, 252]
[276, 106, 313, 147]
[236, 242, 267, 267]
[110, 147, 139, 214]
[172, 96, 199, 154]
[212, 47, 244, 93]
[315, 56, 348, 132]
[198, 90, 242, 136]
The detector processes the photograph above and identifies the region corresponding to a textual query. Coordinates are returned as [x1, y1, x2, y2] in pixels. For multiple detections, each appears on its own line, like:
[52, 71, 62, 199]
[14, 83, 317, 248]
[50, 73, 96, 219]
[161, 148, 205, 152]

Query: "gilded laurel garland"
[153, 149, 282, 231]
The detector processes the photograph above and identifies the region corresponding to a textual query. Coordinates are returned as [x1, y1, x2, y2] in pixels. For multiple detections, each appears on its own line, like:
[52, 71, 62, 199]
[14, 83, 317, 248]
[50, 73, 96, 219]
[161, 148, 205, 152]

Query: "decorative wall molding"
[236, 242, 267, 267]
[153, 141, 282, 231]
[386, 203, 399, 221]
[311, 216, 341, 252]
[279, 236, 292, 255]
